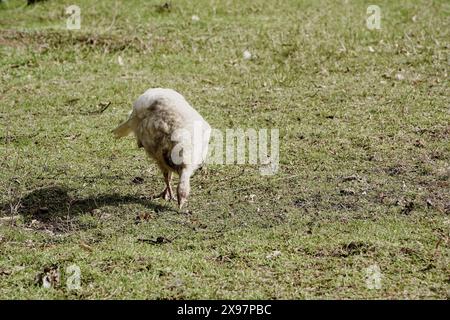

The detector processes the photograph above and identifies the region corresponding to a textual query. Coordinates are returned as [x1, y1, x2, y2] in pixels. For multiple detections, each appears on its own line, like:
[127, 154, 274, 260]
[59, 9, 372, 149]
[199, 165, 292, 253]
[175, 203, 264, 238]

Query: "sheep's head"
[177, 173, 191, 210]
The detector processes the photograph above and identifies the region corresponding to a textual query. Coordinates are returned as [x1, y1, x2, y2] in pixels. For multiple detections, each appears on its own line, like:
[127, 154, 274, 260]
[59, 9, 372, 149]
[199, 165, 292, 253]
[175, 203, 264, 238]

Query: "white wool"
[113, 88, 211, 209]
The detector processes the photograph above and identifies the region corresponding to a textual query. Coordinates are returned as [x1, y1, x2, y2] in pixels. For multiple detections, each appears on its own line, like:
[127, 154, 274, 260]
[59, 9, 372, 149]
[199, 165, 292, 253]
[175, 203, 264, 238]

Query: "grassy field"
[0, 0, 449, 299]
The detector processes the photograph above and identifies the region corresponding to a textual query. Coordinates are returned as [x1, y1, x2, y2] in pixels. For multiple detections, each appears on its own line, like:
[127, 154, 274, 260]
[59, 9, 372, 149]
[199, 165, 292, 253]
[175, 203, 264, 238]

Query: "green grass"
[0, 0, 449, 299]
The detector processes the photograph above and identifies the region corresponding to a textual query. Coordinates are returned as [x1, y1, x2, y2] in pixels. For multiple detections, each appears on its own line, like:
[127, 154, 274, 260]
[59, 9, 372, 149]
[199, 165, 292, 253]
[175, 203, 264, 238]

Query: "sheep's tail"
[112, 119, 133, 138]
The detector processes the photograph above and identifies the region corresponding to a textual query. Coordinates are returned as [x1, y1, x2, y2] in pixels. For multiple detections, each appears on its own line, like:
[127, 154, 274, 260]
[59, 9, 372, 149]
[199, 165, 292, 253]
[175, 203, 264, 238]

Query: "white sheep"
[113, 88, 211, 209]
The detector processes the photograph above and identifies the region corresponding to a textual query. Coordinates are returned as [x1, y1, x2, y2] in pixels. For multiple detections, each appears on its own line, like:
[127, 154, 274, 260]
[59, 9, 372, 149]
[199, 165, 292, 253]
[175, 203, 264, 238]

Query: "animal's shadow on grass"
[1, 185, 173, 232]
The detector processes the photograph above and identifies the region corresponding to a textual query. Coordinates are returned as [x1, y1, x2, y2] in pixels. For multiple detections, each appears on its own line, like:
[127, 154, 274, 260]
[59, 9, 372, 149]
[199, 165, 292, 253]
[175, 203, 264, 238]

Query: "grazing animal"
[113, 88, 211, 209]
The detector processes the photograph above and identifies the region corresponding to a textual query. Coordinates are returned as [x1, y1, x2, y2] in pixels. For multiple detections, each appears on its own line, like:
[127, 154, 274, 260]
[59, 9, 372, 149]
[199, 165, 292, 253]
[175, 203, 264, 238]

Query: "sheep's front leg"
[163, 171, 175, 200]
[153, 171, 175, 201]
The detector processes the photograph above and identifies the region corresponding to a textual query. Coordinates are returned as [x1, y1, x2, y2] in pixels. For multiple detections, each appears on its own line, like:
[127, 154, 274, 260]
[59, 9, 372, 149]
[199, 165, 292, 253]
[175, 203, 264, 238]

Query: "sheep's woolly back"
[113, 88, 211, 174]
[133, 88, 188, 118]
